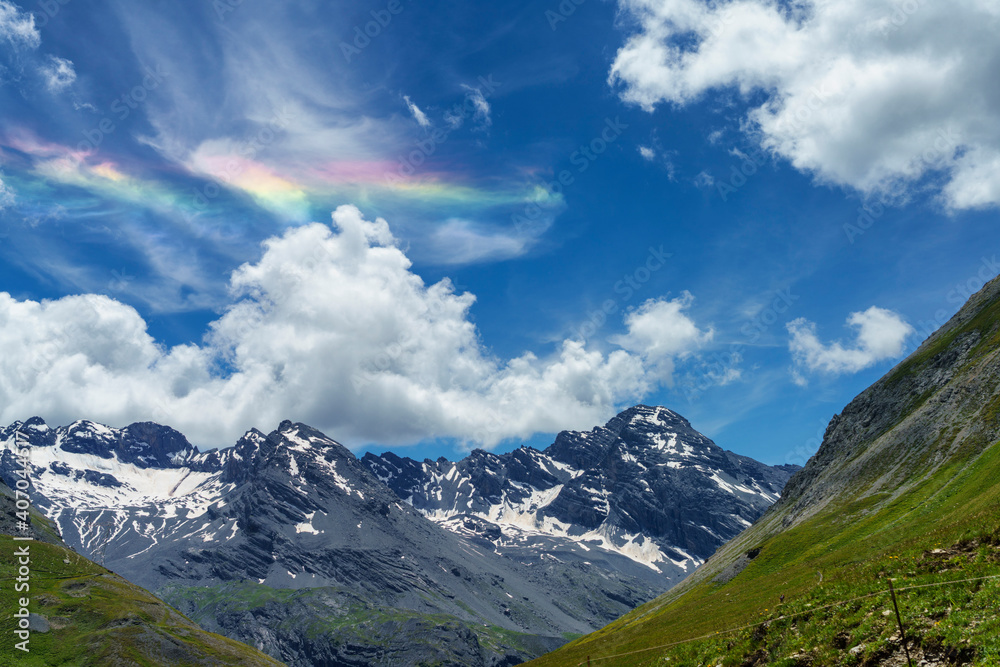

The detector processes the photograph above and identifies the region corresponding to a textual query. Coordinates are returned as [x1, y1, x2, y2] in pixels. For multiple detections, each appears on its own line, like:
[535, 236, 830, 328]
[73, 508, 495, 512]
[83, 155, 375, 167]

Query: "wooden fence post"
[887, 578, 914, 667]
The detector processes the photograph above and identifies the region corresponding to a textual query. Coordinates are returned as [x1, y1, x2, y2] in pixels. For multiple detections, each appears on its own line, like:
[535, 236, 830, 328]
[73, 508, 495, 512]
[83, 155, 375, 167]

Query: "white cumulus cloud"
[0, 206, 714, 449]
[609, 0, 1000, 210]
[611, 292, 713, 381]
[787, 306, 914, 378]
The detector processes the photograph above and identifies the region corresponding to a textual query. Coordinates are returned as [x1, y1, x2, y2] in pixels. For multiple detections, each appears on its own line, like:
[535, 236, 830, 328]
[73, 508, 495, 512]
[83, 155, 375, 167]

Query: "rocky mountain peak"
[23, 415, 50, 430]
[118, 422, 199, 468]
[1, 418, 199, 469]
[270, 422, 357, 463]
[58, 420, 120, 459]
[541, 405, 708, 471]
[4, 417, 57, 447]
[611, 404, 688, 430]
[196, 428, 272, 482]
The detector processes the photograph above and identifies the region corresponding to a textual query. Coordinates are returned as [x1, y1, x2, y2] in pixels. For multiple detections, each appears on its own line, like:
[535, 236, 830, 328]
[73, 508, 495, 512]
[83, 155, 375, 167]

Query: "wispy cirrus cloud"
[0, 122, 555, 310]
[0, 1, 77, 95]
[0, 173, 14, 209]
[39, 55, 75, 91]
[103, 1, 547, 266]
[424, 218, 533, 265]
[0, 0, 39, 49]
[403, 94, 431, 128]
[447, 84, 492, 130]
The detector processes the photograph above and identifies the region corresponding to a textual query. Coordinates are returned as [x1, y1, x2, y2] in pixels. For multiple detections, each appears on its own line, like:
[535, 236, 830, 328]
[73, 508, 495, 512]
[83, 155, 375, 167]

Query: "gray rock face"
[363, 405, 799, 572]
[777, 274, 1000, 527]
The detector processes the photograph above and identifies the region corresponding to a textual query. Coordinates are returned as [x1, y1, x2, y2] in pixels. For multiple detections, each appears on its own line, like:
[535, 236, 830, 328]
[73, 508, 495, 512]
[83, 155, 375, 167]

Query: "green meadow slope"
[0, 480, 285, 667]
[527, 275, 1000, 667]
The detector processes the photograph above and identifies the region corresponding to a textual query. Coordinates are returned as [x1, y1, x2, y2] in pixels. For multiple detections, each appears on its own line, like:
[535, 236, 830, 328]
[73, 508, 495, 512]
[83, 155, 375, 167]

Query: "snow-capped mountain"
[0, 406, 796, 666]
[0, 417, 243, 561]
[363, 405, 799, 575]
[0, 416, 671, 666]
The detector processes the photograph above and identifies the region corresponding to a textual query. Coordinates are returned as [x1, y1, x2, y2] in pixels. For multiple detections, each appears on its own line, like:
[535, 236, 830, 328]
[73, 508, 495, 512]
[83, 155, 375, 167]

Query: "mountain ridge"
[0, 414, 666, 665]
[0, 405, 796, 666]
[363, 404, 797, 573]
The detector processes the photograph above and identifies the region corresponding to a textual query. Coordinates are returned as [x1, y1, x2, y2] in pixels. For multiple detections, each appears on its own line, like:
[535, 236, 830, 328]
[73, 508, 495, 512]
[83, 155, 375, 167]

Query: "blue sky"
[0, 0, 997, 465]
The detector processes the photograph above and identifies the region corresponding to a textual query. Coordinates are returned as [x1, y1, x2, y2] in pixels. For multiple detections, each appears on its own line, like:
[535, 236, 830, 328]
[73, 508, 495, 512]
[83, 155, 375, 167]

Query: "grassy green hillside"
[527, 278, 1000, 667]
[0, 535, 287, 667]
[526, 443, 1000, 666]
[0, 478, 284, 667]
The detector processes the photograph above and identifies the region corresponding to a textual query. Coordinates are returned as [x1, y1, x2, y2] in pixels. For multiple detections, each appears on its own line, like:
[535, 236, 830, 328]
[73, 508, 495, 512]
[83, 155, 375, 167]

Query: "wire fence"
[577, 572, 1000, 665]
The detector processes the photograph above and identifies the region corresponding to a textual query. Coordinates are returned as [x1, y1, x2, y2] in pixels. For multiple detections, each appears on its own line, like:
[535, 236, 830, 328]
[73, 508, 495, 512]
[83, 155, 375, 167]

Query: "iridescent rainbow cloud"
[3, 129, 558, 233]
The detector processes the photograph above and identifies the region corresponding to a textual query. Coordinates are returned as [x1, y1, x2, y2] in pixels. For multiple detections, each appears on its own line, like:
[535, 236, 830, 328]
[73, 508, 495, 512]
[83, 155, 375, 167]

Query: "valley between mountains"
[7, 275, 1000, 667]
[0, 405, 796, 666]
